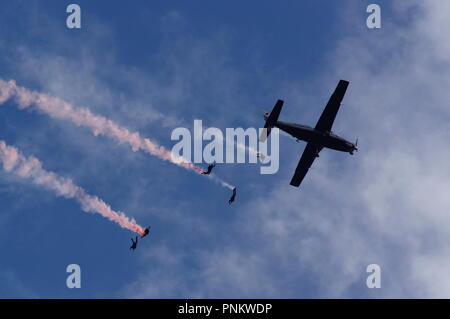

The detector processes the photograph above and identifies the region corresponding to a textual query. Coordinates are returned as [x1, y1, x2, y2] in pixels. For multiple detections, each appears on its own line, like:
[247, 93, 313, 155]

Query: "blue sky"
[1, 0, 450, 298]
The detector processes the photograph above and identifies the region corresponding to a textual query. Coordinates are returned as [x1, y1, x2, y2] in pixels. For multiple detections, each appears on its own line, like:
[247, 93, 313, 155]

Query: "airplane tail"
[260, 99, 283, 142]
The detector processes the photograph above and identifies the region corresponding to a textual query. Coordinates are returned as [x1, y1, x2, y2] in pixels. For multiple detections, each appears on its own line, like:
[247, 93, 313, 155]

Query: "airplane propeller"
[349, 138, 358, 155]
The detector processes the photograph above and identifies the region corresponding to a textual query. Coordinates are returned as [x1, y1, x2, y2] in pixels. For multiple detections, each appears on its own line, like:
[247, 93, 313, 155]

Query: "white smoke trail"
[0, 79, 234, 188]
[208, 173, 234, 190]
[0, 140, 144, 235]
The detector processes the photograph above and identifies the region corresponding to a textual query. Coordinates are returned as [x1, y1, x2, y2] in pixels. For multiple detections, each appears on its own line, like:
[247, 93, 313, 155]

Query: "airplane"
[260, 80, 357, 187]
[141, 226, 151, 238]
[201, 163, 216, 175]
[228, 186, 237, 204]
[130, 237, 138, 250]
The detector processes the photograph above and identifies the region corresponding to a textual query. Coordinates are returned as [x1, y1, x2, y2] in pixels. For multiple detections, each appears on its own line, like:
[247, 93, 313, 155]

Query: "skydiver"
[141, 226, 151, 238]
[228, 186, 237, 204]
[201, 163, 216, 175]
[130, 237, 138, 250]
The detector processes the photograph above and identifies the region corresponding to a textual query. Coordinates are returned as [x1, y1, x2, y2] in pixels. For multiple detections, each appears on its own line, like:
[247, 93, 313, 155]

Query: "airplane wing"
[314, 80, 349, 132]
[290, 143, 323, 187]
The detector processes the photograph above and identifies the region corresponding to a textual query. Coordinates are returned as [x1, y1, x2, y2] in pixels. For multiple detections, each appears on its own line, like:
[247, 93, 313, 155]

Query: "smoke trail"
[0, 140, 144, 235]
[208, 174, 234, 190]
[0, 80, 234, 188]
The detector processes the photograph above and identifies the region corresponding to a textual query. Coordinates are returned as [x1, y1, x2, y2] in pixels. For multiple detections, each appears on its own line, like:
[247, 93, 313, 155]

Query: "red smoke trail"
[0, 140, 145, 235]
[0, 79, 206, 175]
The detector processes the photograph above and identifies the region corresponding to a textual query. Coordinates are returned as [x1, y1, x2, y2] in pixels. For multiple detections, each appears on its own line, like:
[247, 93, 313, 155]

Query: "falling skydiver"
[141, 226, 151, 238]
[228, 186, 237, 204]
[130, 236, 138, 250]
[201, 163, 216, 175]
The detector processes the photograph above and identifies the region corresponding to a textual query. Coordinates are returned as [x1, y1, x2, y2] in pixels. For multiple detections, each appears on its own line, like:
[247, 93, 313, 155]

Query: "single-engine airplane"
[260, 80, 357, 187]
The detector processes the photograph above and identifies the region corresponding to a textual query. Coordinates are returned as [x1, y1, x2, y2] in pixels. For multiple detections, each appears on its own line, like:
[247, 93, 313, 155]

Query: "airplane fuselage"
[275, 120, 356, 153]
